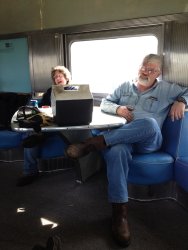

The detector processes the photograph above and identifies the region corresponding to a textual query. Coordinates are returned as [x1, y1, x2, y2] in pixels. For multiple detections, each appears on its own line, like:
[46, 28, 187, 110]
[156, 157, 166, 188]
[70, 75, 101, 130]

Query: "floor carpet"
[0, 162, 188, 250]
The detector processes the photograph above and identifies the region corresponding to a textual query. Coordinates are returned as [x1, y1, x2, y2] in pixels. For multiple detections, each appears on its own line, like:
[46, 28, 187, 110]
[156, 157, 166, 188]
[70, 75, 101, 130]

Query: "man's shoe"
[65, 143, 94, 159]
[16, 173, 39, 187]
[32, 235, 63, 250]
[66, 135, 106, 159]
[112, 203, 131, 247]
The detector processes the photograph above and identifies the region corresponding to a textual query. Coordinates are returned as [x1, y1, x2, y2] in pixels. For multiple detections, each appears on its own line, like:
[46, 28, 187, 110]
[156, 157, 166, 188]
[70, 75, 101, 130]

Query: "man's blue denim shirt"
[101, 80, 188, 129]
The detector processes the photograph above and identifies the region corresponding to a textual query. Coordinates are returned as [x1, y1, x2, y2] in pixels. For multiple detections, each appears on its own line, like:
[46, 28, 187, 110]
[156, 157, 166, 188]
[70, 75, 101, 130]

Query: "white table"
[11, 106, 126, 132]
[11, 106, 126, 182]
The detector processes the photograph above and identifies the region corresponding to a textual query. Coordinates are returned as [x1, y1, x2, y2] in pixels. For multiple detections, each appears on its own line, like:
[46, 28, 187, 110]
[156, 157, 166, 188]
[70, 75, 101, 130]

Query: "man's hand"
[169, 101, 186, 121]
[116, 105, 134, 123]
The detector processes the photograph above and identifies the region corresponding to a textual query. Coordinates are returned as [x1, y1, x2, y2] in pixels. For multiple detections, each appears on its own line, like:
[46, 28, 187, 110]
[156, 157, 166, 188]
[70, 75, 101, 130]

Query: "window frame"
[64, 24, 164, 101]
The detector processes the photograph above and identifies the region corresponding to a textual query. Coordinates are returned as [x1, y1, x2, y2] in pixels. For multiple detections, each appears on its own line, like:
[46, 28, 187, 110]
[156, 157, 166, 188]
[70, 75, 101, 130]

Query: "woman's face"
[53, 70, 67, 85]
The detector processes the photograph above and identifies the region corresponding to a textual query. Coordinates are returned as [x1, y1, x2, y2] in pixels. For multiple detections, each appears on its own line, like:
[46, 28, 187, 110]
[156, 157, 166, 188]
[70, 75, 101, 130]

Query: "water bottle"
[29, 99, 38, 108]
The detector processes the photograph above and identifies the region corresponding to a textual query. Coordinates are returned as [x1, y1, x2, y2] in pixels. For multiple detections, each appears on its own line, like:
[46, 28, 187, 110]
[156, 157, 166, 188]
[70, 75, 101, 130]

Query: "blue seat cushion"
[40, 134, 68, 159]
[0, 130, 23, 148]
[174, 158, 188, 192]
[128, 151, 174, 185]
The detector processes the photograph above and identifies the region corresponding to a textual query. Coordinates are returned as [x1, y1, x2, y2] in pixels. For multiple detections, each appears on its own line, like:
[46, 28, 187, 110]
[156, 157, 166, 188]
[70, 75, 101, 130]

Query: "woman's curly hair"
[51, 66, 71, 84]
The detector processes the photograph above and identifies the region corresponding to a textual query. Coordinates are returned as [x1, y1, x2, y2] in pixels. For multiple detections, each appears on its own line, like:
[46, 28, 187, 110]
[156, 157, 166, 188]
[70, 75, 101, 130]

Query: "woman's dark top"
[39, 87, 52, 107]
[39, 85, 76, 107]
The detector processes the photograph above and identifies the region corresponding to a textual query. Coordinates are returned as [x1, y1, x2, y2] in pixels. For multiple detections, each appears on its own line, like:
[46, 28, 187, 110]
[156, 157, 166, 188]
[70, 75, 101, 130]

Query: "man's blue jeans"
[99, 118, 163, 204]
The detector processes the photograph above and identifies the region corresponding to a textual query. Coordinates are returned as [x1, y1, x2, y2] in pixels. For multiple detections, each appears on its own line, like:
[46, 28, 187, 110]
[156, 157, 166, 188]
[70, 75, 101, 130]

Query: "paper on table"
[90, 107, 126, 126]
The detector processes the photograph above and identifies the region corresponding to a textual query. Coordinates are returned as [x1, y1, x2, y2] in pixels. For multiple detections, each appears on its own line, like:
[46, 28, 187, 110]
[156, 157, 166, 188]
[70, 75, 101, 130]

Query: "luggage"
[51, 84, 93, 126]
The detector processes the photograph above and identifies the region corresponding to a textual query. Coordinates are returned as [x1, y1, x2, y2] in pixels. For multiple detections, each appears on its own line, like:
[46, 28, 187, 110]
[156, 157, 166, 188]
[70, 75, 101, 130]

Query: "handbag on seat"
[16, 106, 53, 132]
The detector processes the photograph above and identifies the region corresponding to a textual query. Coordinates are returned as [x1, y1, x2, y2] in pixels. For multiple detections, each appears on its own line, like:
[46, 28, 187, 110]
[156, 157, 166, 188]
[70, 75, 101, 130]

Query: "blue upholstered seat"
[40, 133, 67, 159]
[92, 111, 188, 189]
[128, 152, 174, 185]
[128, 111, 188, 187]
[0, 130, 23, 149]
[0, 92, 31, 154]
[174, 158, 188, 192]
[24, 110, 188, 189]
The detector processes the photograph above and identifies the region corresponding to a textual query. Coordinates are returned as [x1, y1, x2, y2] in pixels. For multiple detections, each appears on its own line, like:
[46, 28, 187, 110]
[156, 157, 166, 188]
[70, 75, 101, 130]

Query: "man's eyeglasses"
[140, 66, 160, 75]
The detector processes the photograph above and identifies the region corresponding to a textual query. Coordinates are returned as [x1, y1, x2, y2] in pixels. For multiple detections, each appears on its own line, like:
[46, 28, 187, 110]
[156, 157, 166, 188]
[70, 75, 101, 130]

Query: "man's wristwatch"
[177, 96, 187, 106]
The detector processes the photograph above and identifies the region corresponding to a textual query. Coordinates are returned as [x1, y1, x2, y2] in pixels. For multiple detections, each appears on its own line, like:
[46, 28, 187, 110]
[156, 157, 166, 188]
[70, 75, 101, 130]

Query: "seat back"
[128, 110, 188, 186]
[0, 92, 31, 161]
[161, 110, 188, 159]
[0, 92, 31, 130]
[168, 110, 188, 193]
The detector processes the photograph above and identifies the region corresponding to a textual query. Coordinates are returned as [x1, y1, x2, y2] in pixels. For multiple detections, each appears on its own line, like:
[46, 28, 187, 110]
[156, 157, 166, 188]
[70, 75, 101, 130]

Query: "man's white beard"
[138, 76, 150, 86]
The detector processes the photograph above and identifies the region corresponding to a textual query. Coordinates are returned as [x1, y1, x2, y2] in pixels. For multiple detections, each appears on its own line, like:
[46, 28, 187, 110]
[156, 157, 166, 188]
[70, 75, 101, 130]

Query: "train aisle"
[0, 161, 188, 250]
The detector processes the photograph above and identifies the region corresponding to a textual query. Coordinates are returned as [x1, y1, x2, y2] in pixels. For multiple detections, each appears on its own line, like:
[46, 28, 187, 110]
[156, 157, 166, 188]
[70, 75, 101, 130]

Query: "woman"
[17, 66, 72, 186]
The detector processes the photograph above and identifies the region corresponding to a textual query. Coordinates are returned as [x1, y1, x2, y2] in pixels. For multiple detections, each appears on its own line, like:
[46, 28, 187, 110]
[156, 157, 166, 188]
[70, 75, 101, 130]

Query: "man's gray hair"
[142, 54, 163, 69]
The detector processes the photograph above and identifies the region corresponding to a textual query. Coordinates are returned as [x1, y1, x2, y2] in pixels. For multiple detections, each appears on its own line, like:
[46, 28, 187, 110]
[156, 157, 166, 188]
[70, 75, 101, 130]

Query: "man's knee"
[143, 117, 158, 127]
[142, 118, 161, 134]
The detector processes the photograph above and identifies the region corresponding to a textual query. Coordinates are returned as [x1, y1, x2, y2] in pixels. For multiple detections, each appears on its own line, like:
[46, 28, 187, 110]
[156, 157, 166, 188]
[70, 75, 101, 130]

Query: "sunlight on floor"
[17, 207, 25, 213]
[40, 217, 58, 228]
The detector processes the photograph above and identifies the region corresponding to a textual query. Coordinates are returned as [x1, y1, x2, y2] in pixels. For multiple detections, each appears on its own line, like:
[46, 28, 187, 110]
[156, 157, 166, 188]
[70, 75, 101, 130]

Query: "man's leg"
[66, 118, 163, 158]
[102, 119, 162, 247]
[104, 144, 132, 203]
[103, 143, 132, 247]
[66, 118, 163, 247]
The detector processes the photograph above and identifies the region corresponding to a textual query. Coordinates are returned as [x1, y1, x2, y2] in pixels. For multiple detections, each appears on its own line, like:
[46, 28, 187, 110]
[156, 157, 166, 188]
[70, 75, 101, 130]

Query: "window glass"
[71, 35, 158, 94]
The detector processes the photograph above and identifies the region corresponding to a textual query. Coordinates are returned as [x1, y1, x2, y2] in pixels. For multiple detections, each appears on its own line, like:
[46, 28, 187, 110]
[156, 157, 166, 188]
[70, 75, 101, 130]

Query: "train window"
[66, 25, 163, 96]
[70, 35, 158, 94]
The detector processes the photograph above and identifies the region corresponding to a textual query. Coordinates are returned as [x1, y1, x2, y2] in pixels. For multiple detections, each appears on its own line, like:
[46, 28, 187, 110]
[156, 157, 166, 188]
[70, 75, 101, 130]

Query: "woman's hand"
[116, 105, 134, 123]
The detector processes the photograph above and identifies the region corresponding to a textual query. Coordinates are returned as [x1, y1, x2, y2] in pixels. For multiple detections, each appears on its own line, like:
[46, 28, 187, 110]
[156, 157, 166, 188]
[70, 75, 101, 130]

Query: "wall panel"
[163, 21, 188, 86]
[29, 33, 63, 93]
[0, 0, 188, 35]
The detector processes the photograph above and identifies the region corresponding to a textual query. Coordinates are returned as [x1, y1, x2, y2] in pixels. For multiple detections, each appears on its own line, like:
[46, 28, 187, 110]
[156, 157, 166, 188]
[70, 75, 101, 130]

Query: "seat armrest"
[162, 111, 188, 158]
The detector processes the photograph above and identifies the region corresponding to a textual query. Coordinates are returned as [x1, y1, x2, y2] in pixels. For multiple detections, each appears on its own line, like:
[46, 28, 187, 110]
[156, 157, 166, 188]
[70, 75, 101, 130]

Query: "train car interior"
[0, 1, 188, 249]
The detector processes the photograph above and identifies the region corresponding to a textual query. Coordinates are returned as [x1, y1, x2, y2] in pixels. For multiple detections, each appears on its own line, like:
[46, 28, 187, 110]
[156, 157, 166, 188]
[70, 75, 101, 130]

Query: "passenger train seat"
[128, 109, 188, 195]
[0, 92, 31, 162]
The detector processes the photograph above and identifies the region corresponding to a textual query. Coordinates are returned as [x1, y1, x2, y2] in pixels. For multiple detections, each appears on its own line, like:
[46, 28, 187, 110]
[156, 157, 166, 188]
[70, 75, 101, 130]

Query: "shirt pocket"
[120, 93, 137, 106]
[142, 96, 159, 113]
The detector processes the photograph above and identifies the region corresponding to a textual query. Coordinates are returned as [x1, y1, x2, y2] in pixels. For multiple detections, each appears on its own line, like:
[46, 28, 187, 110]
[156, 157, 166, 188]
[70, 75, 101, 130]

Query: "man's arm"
[101, 82, 135, 122]
[167, 83, 188, 121]
[116, 106, 134, 123]
[100, 82, 131, 114]
[169, 99, 187, 122]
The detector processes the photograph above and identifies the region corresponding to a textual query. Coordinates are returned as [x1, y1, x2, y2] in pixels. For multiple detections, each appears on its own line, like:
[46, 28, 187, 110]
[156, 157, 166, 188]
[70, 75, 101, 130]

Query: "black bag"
[0, 92, 31, 130]
[16, 106, 53, 132]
